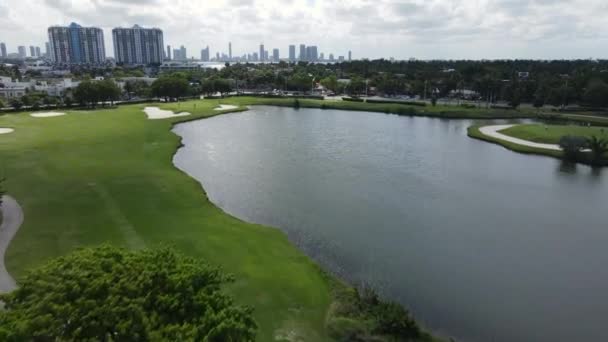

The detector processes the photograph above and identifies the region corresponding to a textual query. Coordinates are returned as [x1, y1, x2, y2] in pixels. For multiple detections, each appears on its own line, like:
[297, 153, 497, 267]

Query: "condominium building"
[48, 22, 106, 64]
[18, 46, 26, 58]
[200, 46, 210, 62]
[289, 45, 295, 61]
[0, 43, 6, 58]
[112, 25, 164, 65]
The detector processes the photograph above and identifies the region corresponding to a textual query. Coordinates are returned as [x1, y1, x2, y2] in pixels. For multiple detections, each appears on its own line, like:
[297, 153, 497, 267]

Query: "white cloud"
[0, 0, 607, 59]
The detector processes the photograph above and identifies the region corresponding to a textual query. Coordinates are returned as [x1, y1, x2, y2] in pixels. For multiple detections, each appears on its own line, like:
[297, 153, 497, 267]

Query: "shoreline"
[168, 103, 444, 342]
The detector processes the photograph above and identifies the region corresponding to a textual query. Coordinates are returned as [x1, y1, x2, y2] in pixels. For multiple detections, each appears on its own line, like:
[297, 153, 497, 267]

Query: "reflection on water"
[173, 106, 608, 342]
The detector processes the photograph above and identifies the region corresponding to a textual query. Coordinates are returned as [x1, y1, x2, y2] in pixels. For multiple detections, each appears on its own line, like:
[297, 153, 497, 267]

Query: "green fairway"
[0, 101, 333, 341]
[499, 123, 608, 144]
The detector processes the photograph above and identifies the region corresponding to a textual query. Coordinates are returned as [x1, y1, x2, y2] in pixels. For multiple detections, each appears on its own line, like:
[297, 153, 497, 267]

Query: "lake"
[173, 106, 608, 342]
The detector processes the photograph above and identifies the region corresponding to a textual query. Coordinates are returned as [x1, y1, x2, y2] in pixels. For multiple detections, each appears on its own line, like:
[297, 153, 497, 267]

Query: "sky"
[1, 0, 608, 60]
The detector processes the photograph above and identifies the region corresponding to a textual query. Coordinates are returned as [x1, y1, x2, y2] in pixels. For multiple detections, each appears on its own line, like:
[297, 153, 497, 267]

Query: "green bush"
[366, 99, 427, 107]
[326, 317, 369, 341]
[342, 97, 364, 102]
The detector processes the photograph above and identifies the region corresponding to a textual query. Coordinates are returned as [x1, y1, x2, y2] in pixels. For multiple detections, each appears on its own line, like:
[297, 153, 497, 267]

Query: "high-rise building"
[329, 53, 334, 61]
[45, 42, 51, 58]
[48, 22, 105, 64]
[35, 46, 41, 57]
[305, 46, 318, 62]
[272, 48, 279, 62]
[228, 42, 232, 60]
[201, 46, 210, 61]
[289, 45, 295, 61]
[173, 45, 187, 60]
[299, 44, 306, 61]
[0, 43, 6, 58]
[259, 43, 264, 62]
[320, 52, 324, 60]
[166, 45, 171, 60]
[18, 46, 26, 58]
[112, 25, 164, 65]
[252, 52, 258, 62]
[29, 46, 35, 57]
[348, 50, 352, 61]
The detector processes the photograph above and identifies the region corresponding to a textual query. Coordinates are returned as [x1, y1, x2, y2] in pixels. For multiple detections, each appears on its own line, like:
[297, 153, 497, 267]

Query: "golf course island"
[469, 123, 608, 165]
[0, 98, 444, 341]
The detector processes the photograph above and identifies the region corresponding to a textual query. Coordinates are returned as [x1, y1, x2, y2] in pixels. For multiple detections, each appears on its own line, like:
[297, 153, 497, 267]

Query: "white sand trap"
[0, 128, 14, 134]
[143, 107, 191, 120]
[214, 104, 238, 111]
[30, 112, 66, 118]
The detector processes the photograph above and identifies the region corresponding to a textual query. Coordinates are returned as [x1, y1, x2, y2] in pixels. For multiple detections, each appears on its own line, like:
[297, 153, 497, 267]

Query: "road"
[0, 196, 23, 293]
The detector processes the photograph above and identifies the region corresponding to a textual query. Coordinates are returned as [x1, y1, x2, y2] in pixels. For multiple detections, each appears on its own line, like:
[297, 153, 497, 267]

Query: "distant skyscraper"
[29, 46, 35, 57]
[35, 46, 41, 57]
[338, 56, 345, 61]
[167, 45, 171, 60]
[348, 50, 352, 61]
[112, 25, 164, 65]
[172, 45, 187, 60]
[299, 44, 306, 61]
[0, 43, 6, 58]
[48, 22, 105, 64]
[259, 43, 264, 62]
[289, 45, 295, 61]
[216, 52, 220, 60]
[252, 52, 258, 62]
[45, 42, 51, 58]
[18, 46, 26, 58]
[201, 46, 210, 61]
[272, 48, 279, 62]
[320, 52, 324, 60]
[311, 46, 318, 61]
[329, 53, 334, 61]
[229, 42, 232, 60]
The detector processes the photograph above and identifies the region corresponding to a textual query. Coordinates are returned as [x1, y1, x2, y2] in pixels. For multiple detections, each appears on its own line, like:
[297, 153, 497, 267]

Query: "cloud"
[1, 0, 608, 59]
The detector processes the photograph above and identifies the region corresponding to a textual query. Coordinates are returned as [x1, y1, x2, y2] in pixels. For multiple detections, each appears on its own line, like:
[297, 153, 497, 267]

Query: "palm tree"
[587, 136, 608, 164]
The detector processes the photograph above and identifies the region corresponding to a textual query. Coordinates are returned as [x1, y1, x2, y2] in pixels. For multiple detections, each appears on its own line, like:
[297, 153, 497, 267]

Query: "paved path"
[479, 124, 562, 151]
[0, 196, 23, 293]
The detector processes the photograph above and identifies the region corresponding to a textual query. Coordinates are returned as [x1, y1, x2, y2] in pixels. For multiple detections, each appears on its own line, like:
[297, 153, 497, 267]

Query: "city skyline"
[1, 0, 608, 60]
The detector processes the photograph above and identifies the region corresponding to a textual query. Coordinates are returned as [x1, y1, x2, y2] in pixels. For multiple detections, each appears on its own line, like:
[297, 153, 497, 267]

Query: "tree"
[0, 245, 257, 341]
[9, 98, 22, 111]
[0, 98, 5, 109]
[151, 76, 190, 101]
[320, 75, 338, 93]
[73, 80, 98, 107]
[559, 135, 588, 161]
[583, 80, 608, 107]
[586, 136, 608, 164]
[97, 79, 121, 106]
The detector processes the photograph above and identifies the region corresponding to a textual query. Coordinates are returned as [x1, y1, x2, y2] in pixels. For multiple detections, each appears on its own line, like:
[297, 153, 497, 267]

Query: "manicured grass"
[499, 124, 608, 144]
[0, 99, 442, 341]
[0, 102, 332, 341]
[467, 125, 564, 159]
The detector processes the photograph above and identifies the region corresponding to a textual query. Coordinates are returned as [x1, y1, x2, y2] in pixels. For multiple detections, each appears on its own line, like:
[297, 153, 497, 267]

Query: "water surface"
[173, 106, 608, 342]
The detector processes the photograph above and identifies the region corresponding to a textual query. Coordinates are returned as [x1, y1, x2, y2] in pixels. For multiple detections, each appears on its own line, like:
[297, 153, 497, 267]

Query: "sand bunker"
[214, 104, 239, 111]
[30, 112, 66, 118]
[143, 107, 191, 120]
[0, 128, 14, 134]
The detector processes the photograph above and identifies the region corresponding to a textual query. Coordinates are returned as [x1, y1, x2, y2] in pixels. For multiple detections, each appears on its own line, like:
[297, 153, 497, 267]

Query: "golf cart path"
[0, 195, 23, 293]
[479, 124, 562, 151]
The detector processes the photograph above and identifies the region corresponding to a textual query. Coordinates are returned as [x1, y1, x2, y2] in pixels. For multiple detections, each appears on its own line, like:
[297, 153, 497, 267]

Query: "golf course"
[0, 97, 451, 341]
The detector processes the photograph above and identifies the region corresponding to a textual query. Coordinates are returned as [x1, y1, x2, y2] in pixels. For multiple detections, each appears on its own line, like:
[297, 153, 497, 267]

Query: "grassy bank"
[499, 124, 608, 144]
[223, 96, 537, 119]
[0, 100, 441, 341]
[467, 124, 563, 159]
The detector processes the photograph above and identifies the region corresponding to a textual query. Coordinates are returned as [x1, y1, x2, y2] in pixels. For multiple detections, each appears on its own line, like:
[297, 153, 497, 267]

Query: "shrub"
[342, 97, 364, 102]
[293, 98, 300, 108]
